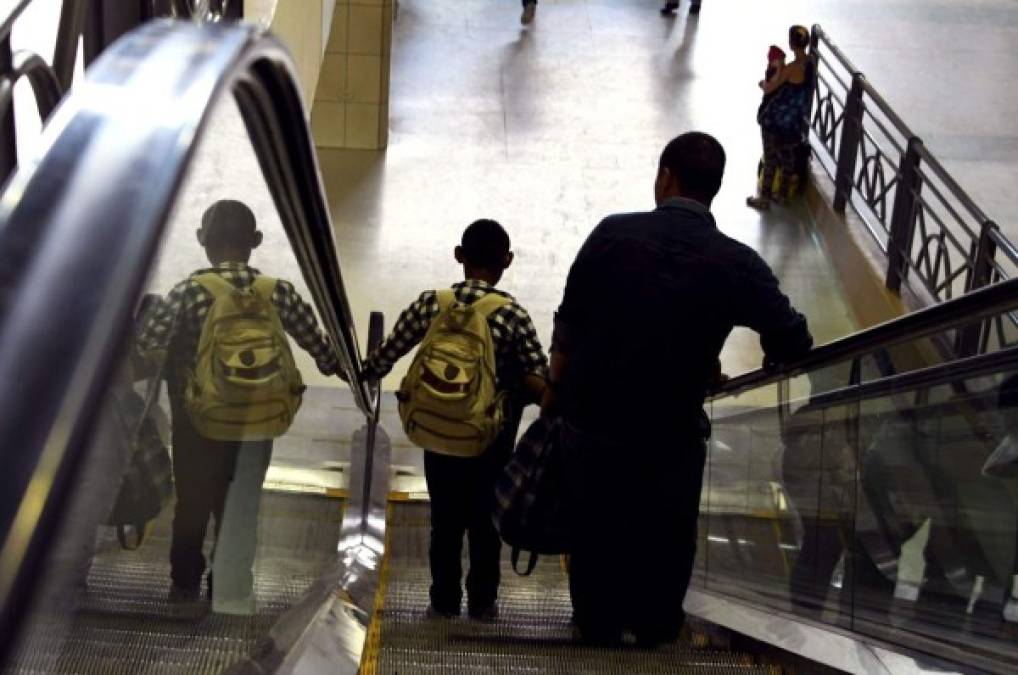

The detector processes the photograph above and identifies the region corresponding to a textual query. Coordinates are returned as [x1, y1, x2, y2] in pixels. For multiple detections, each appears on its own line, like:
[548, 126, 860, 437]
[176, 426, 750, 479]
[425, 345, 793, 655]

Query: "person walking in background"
[661, 1, 701, 16]
[545, 132, 812, 646]
[522, 1, 537, 25]
[748, 25, 814, 210]
[138, 200, 339, 616]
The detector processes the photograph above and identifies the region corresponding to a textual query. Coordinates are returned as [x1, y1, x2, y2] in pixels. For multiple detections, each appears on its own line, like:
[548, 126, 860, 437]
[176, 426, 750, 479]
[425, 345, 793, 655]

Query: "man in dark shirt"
[545, 132, 812, 645]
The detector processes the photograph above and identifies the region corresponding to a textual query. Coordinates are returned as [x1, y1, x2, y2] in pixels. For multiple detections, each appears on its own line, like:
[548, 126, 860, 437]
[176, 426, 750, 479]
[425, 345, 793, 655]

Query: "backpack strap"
[470, 291, 510, 318]
[191, 271, 237, 298]
[435, 289, 456, 312]
[252, 275, 278, 302]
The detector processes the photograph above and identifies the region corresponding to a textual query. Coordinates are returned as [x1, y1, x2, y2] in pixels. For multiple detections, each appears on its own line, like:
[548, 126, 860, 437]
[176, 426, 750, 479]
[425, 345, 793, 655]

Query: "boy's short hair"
[461, 219, 511, 269]
[659, 132, 726, 203]
[200, 199, 257, 247]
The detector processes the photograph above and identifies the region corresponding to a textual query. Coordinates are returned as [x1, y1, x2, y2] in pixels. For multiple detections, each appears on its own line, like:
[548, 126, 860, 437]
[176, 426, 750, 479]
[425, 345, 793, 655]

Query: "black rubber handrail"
[0, 19, 376, 653]
[714, 276, 1018, 399]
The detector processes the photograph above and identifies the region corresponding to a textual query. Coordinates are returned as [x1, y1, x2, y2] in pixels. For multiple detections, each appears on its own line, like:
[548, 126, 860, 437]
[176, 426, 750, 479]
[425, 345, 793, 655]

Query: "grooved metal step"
[3, 492, 343, 675]
[376, 502, 782, 674]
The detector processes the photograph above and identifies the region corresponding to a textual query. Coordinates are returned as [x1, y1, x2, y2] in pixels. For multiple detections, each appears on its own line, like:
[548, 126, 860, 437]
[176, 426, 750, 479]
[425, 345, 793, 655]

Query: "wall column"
[311, 0, 393, 150]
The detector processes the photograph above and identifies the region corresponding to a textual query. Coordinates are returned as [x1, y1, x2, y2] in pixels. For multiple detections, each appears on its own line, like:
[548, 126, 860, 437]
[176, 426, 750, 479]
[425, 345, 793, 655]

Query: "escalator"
[2, 15, 1018, 675]
[372, 502, 785, 674]
[6, 493, 343, 673]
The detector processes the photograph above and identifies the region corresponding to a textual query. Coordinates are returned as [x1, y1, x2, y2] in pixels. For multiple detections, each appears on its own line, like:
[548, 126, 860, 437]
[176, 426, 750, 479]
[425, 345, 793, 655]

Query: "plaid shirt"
[364, 279, 548, 393]
[137, 262, 338, 400]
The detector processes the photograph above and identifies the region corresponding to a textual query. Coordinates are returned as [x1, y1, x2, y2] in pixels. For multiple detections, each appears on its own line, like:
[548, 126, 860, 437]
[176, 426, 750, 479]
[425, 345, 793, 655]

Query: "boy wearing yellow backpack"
[138, 200, 338, 615]
[364, 219, 548, 621]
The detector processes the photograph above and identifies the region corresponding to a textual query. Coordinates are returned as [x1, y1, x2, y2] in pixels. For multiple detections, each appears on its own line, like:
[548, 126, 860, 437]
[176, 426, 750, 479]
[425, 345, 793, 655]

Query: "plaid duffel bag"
[493, 416, 570, 575]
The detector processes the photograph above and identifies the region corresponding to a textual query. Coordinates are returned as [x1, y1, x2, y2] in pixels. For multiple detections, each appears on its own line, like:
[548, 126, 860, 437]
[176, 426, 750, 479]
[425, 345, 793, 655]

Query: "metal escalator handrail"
[713, 276, 1018, 399]
[0, 19, 376, 650]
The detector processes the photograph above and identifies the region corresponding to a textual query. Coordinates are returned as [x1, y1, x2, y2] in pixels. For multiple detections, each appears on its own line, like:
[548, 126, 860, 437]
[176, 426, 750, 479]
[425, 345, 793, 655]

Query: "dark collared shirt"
[364, 279, 548, 395]
[137, 262, 338, 401]
[556, 198, 812, 438]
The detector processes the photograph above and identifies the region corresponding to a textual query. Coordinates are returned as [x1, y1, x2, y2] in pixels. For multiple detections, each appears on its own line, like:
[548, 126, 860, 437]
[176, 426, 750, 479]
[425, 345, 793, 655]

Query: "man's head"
[654, 132, 727, 207]
[197, 199, 262, 264]
[454, 219, 513, 284]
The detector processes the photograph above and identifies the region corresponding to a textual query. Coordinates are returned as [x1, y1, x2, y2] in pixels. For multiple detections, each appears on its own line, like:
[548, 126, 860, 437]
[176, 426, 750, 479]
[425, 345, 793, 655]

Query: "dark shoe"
[468, 603, 499, 622]
[574, 622, 624, 646]
[426, 603, 460, 619]
[168, 584, 200, 602]
[660, 2, 679, 15]
[634, 627, 680, 649]
[167, 585, 206, 619]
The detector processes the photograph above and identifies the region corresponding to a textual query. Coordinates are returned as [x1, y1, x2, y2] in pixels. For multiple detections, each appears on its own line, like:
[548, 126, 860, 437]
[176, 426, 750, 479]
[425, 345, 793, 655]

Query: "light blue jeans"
[211, 442, 273, 615]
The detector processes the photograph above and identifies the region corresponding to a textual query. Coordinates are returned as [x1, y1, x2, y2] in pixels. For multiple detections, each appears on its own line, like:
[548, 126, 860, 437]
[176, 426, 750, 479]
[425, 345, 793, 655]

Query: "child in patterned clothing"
[363, 219, 549, 621]
[138, 199, 338, 616]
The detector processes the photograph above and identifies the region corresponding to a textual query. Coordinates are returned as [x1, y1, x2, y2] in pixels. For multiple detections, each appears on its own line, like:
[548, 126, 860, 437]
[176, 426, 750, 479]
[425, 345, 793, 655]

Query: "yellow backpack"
[398, 290, 509, 456]
[185, 273, 304, 441]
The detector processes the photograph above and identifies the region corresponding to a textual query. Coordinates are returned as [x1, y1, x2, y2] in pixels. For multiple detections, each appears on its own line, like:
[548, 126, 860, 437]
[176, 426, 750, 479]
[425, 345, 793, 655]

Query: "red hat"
[768, 45, 786, 61]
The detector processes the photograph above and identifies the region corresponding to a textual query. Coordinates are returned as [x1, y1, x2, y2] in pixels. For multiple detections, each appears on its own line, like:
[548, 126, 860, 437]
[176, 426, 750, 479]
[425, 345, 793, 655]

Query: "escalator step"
[375, 503, 781, 674]
[4, 493, 342, 674]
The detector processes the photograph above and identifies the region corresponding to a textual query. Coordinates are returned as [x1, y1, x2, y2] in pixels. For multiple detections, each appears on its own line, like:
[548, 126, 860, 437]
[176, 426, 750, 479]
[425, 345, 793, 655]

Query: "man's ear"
[196, 227, 207, 245]
[454, 246, 465, 264]
[503, 251, 514, 270]
[252, 230, 263, 249]
[660, 166, 675, 189]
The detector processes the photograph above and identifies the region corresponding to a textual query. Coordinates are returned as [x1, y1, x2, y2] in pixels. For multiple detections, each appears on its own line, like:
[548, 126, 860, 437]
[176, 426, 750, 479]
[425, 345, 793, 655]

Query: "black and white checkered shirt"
[137, 262, 338, 400]
[364, 279, 548, 393]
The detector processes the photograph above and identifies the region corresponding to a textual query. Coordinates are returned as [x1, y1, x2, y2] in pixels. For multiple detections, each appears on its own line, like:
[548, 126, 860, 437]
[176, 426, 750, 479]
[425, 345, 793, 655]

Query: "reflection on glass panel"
[4, 97, 351, 672]
[704, 384, 801, 609]
[783, 404, 857, 627]
[852, 372, 1018, 667]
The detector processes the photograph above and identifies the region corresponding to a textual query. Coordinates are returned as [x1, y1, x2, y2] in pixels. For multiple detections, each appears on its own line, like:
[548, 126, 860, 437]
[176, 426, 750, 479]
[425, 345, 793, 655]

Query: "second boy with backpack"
[138, 200, 339, 616]
[364, 218, 548, 621]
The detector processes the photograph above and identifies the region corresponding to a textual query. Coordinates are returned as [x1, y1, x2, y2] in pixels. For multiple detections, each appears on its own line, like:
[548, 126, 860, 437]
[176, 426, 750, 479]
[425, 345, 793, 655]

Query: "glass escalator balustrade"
[0, 59, 371, 674]
[703, 316, 1018, 673]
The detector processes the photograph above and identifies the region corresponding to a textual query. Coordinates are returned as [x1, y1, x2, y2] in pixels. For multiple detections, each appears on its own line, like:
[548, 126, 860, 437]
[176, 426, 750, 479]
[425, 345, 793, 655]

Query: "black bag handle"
[511, 547, 539, 576]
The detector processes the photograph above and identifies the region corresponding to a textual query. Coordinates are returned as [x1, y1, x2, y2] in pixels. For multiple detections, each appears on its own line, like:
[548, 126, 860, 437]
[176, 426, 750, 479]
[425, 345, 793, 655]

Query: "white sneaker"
[1004, 598, 1018, 623]
[521, 2, 536, 25]
[1004, 575, 1018, 623]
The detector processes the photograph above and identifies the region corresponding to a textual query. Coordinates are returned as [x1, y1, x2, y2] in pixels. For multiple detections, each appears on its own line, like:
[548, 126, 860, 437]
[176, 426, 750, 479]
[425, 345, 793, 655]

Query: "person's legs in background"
[749, 131, 779, 210]
[521, 0, 537, 25]
[773, 137, 800, 203]
[211, 439, 273, 615]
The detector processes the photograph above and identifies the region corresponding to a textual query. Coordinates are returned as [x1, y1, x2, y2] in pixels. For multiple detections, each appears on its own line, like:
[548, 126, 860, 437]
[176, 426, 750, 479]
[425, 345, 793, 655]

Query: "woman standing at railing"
[748, 25, 813, 211]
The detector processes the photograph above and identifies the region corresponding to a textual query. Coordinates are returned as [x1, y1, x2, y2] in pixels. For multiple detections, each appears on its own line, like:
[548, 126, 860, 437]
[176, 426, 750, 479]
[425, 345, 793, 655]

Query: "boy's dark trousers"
[168, 399, 272, 593]
[423, 409, 522, 614]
